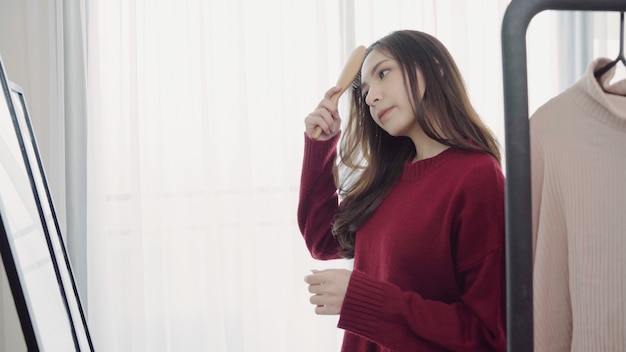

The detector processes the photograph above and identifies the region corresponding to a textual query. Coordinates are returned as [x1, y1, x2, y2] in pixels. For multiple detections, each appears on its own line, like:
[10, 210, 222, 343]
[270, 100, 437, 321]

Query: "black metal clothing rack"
[501, 0, 626, 351]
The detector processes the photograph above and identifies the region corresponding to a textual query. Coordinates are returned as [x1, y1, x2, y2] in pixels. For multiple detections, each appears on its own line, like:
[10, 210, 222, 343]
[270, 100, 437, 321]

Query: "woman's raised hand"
[304, 86, 343, 141]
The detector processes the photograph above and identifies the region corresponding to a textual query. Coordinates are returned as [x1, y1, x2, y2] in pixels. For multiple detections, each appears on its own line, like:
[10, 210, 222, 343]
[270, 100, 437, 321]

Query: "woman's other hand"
[304, 268, 352, 315]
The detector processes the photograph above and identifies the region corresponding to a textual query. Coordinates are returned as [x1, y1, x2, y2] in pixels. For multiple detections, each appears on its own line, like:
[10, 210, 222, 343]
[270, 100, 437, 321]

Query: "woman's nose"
[365, 86, 380, 106]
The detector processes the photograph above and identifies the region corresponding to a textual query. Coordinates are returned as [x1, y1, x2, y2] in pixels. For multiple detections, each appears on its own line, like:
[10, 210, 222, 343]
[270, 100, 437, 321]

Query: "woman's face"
[360, 49, 426, 138]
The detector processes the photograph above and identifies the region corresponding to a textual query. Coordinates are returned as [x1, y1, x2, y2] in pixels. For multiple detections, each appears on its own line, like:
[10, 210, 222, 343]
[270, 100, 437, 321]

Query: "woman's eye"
[378, 69, 389, 79]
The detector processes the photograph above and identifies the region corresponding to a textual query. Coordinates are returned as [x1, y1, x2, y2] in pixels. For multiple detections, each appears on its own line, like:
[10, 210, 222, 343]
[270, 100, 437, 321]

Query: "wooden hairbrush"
[311, 45, 366, 140]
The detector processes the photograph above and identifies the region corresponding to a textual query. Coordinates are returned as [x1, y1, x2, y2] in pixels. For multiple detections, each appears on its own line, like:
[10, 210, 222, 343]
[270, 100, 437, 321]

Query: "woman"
[298, 30, 506, 351]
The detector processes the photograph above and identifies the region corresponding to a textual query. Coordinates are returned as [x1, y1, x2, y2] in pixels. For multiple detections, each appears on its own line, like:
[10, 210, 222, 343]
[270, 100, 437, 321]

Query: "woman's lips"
[378, 106, 393, 120]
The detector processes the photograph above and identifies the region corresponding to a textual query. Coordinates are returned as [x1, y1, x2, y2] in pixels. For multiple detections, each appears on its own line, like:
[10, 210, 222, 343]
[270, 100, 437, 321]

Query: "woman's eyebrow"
[361, 59, 390, 92]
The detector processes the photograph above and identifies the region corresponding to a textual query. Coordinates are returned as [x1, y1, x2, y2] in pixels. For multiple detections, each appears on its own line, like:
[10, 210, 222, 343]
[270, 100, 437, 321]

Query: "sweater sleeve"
[338, 158, 507, 351]
[297, 133, 342, 260]
[530, 115, 572, 352]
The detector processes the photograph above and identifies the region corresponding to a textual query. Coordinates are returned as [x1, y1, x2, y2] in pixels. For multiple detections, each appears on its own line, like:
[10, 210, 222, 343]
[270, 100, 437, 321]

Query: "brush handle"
[311, 46, 366, 140]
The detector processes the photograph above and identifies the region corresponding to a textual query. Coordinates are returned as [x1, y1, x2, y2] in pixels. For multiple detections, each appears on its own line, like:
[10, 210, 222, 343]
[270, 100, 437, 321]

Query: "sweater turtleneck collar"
[576, 58, 626, 130]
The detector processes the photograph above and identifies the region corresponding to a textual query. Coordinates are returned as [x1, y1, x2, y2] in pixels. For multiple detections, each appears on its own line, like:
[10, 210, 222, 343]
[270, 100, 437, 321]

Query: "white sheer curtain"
[85, 1, 511, 351]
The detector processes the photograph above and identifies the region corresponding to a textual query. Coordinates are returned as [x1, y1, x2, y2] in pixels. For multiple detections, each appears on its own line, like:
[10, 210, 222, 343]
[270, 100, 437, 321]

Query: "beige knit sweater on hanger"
[531, 58, 626, 351]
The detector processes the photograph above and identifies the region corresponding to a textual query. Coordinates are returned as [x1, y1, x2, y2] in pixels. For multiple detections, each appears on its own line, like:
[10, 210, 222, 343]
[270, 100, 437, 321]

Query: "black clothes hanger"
[594, 11, 625, 78]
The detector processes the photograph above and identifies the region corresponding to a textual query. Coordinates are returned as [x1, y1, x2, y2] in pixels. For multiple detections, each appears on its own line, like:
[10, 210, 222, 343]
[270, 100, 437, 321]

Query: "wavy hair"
[332, 30, 501, 258]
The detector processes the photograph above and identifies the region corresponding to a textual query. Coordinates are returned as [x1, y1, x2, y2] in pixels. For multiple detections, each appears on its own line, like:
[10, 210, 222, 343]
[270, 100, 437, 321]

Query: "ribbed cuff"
[302, 132, 340, 171]
[337, 270, 386, 337]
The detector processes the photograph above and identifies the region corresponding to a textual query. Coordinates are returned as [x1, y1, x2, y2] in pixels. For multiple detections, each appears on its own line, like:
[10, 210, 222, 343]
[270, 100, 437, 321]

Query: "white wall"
[0, 0, 66, 224]
[0, 1, 63, 351]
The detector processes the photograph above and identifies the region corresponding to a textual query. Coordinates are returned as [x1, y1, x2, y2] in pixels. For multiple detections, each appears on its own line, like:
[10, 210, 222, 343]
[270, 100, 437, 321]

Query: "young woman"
[298, 30, 506, 351]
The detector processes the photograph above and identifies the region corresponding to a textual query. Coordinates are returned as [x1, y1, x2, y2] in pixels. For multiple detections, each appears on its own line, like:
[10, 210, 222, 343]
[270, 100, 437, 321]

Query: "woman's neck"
[410, 132, 449, 162]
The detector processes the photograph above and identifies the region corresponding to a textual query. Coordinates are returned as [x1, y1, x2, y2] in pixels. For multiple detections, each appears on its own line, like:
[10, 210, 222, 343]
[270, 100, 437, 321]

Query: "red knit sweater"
[298, 134, 506, 351]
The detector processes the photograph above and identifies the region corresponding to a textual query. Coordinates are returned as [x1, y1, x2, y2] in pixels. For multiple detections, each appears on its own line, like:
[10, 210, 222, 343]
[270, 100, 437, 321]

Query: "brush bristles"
[351, 71, 361, 90]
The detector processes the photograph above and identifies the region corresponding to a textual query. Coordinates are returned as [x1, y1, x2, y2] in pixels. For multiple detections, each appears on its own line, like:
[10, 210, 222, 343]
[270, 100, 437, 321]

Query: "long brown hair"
[332, 30, 501, 258]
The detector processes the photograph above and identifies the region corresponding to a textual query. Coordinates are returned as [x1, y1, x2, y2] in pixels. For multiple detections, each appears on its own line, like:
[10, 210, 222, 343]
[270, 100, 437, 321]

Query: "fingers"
[305, 107, 335, 137]
[308, 290, 339, 315]
[304, 269, 351, 315]
[318, 87, 342, 118]
[315, 305, 335, 315]
[323, 85, 342, 101]
[307, 292, 342, 315]
[304, 86, 342, 140]
[309, 292, 324, 305]
[304, 269, 325, 285]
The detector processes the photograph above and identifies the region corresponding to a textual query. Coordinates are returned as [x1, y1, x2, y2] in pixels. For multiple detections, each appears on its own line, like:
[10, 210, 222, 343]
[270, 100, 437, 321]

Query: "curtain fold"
[62, 0, 89, 309]
[86, 1, 346, 350]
